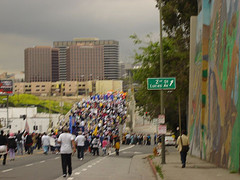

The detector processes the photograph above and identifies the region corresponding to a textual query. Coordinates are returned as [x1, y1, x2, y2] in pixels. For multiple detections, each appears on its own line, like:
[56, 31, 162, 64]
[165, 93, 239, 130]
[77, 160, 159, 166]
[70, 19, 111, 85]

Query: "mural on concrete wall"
[189, 0, 240, 172]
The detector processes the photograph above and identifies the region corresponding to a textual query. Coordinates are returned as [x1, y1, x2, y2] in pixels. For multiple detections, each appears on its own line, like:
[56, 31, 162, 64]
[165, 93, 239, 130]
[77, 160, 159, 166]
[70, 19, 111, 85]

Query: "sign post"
[158, 114, 165, 124]
[0, 80, 13, 128]
[147, 77, 176, 165]
[158, 124, 167, 134]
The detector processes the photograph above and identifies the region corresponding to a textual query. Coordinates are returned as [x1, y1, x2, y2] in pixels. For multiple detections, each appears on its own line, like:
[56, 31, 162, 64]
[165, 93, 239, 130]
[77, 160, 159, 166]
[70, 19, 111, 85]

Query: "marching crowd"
[0, 92, 127, 165]
[0, 92, 155, 177]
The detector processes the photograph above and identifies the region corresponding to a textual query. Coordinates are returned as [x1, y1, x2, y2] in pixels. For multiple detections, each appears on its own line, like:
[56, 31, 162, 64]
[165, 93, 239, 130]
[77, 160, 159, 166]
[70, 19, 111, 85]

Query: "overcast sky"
[0, 0, 160, 74]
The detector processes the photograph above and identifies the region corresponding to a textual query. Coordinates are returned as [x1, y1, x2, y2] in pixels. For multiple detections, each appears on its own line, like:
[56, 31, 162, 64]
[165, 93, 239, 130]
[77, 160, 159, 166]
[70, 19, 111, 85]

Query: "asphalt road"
[0, 144, 176, 180]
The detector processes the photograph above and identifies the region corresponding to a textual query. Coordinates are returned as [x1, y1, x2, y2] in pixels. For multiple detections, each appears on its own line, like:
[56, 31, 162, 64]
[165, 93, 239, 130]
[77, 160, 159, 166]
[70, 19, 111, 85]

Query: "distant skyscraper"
[53, 38, 119, 81]
[24, 46, 59, 82]
[66, 44, 104, 81]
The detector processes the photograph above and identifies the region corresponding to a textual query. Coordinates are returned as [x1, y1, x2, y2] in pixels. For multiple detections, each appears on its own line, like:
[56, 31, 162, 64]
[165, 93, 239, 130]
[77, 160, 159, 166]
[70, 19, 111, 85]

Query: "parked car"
[165, 135, 176, 146]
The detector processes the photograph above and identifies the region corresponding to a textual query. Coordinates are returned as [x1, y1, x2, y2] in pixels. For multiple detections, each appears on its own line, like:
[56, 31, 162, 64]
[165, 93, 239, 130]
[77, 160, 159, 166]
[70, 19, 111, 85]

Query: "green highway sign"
[147, 77, 176, 90]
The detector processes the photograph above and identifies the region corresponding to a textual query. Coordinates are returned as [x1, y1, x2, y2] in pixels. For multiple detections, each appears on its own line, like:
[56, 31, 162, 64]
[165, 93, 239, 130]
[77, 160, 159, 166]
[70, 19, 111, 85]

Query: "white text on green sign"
[147, 77, 176, 90]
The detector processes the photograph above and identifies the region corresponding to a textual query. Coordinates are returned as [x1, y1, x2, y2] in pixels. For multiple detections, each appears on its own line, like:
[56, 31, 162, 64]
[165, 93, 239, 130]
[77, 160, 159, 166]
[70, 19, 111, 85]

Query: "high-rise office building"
[66, 44, 104, 81]
[53, 38, 119, 81]
[24, 46, 59, 82]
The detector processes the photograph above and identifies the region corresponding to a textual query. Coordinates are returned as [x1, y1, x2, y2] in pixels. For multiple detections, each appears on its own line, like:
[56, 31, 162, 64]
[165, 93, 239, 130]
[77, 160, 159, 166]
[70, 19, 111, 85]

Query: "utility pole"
[159, 0, 166, 164]
[6, 95, 9, 128]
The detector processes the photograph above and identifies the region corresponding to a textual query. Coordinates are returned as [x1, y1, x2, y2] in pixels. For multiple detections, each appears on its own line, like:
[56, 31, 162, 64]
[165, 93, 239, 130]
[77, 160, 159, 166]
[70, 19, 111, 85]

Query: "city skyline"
[0, 0, 159, 74]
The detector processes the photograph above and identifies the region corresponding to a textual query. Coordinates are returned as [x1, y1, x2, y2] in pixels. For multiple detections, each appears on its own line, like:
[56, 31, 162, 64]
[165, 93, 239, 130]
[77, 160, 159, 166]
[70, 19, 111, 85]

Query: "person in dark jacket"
[0, 130, 8, 165]
[36, 133, 42, 150]
[16, 130, 25, 155]
[7, 133, 17, 161]
[25, 133, 33, 154]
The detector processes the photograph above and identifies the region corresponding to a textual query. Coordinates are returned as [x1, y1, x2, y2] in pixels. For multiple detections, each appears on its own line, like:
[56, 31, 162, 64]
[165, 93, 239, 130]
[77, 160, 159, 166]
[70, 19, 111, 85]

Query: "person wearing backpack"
[176, 130, 190, 168]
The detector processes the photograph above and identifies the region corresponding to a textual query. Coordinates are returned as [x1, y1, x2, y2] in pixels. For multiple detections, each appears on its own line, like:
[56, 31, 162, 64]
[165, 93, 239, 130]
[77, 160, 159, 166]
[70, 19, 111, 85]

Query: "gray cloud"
[0, 0, 159, 73]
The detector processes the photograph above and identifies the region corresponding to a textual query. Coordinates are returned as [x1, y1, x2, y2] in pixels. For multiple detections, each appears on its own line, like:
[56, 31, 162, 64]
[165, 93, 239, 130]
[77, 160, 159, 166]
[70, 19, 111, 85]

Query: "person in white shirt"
[41, 133, 50, 155]
[177, 130, 190, 168]
[75, 131, 86, 160]
[58, 127, 76, 178]
[80, 120, 85, 132]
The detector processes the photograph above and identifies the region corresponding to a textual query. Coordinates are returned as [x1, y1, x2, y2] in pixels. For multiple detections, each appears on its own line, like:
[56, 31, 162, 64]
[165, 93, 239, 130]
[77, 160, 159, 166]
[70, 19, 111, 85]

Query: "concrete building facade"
[66, 44, 104, 81]
[53, 38, 119, 81]
[14, 80, 122, 97]
[24, 46, 59, 82]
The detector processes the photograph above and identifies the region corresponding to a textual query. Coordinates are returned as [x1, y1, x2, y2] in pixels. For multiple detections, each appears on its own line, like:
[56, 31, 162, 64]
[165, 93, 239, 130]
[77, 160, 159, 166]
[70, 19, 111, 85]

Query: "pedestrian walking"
[7, 133, 17, 161]
[154, 133, 157, 145]
[102, 137, 108, 156]
[36, 133, 42, 150]
[114, 135, 120, 156]
[91, 136, 100, 156]
[147, 134, 151, 145]
[58, 127, 76, 178]
[176, 130, 190, 168]
[16, 130, 25, 155]
[25, 132, 33, 154]
[0, 130, 7, 165]
[41, 132, 50, 155]
[75, 131, 86, 160]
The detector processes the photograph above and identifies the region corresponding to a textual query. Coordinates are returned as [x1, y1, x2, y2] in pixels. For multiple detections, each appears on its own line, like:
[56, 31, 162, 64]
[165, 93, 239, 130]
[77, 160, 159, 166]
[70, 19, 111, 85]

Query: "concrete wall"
[189, 0, 240, 172]
[95, 80, 122, 94]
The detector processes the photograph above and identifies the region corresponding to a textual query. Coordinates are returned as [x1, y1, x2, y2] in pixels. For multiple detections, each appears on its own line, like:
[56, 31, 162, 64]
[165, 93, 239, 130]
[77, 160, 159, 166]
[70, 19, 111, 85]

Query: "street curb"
[147, 156, 161, 180]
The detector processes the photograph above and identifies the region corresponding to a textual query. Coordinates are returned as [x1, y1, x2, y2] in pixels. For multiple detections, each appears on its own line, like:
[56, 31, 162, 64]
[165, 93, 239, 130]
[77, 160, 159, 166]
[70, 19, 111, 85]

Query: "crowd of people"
[122, 133, 152, 145]
[0, 92, 128, 166]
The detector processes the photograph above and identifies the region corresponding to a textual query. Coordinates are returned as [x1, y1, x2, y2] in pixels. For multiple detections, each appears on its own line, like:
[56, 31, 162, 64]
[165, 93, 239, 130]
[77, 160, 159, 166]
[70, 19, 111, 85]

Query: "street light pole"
[6, 95, 9, 128]
[159, 0, 166, 164]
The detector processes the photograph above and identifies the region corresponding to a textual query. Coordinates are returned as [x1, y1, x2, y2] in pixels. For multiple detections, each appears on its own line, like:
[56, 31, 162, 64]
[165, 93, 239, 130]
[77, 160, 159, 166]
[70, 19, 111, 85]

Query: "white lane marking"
[87, 165, 92, 168]
[55, 157, 59, 159]
[109, 145, 135, 155]
[26, 163, 33, 167]
[92, 163, 96, 165]
[122, 151, 142, 154]
[2, 169, 13, 173]
[134, 152, 142, 154]
[67, 178, 73, 180]
[82, 168, 87, 171]
[96, 161, 100, 163]
[40, 160, 45, 163]
[74, 172, 81, 175]
[119, 145, 135, 152]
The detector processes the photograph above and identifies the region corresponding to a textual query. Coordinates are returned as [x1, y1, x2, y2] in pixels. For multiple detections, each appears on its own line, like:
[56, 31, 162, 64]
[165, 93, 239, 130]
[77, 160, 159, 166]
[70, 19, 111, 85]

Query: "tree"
[131, 1, 198, 132]
[156, 0, 198, 49]
[131, 34, 189, 131]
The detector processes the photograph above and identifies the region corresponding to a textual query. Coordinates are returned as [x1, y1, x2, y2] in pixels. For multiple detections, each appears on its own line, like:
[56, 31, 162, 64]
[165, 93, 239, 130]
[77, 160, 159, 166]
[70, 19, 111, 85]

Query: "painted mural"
[189, 0, 240, 172]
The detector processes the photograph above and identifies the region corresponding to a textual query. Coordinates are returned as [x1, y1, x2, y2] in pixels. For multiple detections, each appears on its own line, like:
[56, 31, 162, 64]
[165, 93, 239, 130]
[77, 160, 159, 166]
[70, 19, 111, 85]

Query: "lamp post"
[3, 96, 9, 128]
[158, 0, 166, 164]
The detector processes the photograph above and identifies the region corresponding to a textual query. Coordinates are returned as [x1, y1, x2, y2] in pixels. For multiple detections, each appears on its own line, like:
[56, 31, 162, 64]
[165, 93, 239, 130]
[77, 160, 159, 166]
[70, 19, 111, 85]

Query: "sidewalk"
[54, 148, 240, 180]
[152, 150, 240, 180]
